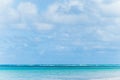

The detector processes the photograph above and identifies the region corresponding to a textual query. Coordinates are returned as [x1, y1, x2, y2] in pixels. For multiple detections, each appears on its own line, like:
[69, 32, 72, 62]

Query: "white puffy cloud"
[0, 0, 16, 23]
[1, 0, 120, 54]
[44, 0, 120, 51]
[97, 26, 120, 42]
[0, 0, 38, 22]
[0, 0, 13, 9]
[90, 0, 120, 42]
[45, 0, 120, 25]
[0, 0, 53, 31]
[13, 23, 28, 29]
[7, 8, 19, 21]
[97, 0, 120, 16]
[17, 2, 38, 17]
[45, 0, 91, 24]
[34, 23, 54, 31]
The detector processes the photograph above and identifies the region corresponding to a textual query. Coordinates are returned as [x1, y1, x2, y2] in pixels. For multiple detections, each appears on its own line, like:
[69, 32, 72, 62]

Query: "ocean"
[0, 65, 120, 80]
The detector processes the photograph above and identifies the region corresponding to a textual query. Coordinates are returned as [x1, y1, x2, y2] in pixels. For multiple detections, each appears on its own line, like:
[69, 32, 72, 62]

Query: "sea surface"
[0, 64, 120, 80]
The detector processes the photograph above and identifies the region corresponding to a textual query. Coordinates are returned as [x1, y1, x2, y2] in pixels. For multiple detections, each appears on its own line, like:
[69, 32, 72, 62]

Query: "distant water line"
[0, 64, 120, 80]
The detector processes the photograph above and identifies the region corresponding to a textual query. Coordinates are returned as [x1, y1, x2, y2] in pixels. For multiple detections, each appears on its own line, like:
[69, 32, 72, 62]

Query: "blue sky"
[0, 0, 120, 64]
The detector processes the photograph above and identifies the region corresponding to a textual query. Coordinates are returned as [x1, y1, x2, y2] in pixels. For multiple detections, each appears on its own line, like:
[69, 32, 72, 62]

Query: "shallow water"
[0, 66, 120, 80]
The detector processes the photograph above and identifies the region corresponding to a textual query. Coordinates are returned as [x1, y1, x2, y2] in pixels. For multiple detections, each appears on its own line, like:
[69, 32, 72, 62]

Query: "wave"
[91, 77, 120, 80]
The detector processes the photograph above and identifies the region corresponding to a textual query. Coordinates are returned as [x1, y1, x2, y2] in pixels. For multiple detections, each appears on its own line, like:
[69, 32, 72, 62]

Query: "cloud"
[45, 0, 91, 24]
[0, 0, 13, 9]
[96, 0, 120, 16]
[1, 0, 120, 55]
[97, 26, 120, 42]
[0, 0, 38, 23]
[44, 0, 120, 26]
[0, 0, 16, 24]
[0, 0, 54, 31]
[13, 23, 28, 29]
[7, 8, 19, 21]
[89, 0, 120, 43]
[7, 1, 56, 31]
[44, 0, 120, 51]
[17, 2, 38, 17]
[34, 23, 54, 31]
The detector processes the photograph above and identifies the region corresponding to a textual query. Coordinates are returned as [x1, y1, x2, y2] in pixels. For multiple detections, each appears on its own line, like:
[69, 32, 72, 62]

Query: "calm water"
[0, 65, 120, 80]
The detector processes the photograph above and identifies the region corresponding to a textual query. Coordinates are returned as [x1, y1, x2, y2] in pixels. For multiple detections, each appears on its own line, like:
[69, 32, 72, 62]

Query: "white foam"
[41, 78, 62, 80]
[91, 77, 120, 80]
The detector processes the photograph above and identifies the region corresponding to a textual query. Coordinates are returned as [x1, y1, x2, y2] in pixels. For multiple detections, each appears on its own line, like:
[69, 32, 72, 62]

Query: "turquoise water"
[0, 65, 120, 80]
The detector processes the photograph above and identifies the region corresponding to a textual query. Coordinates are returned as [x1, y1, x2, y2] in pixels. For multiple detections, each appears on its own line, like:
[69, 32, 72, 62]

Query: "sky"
[0, 0, 120, 64]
